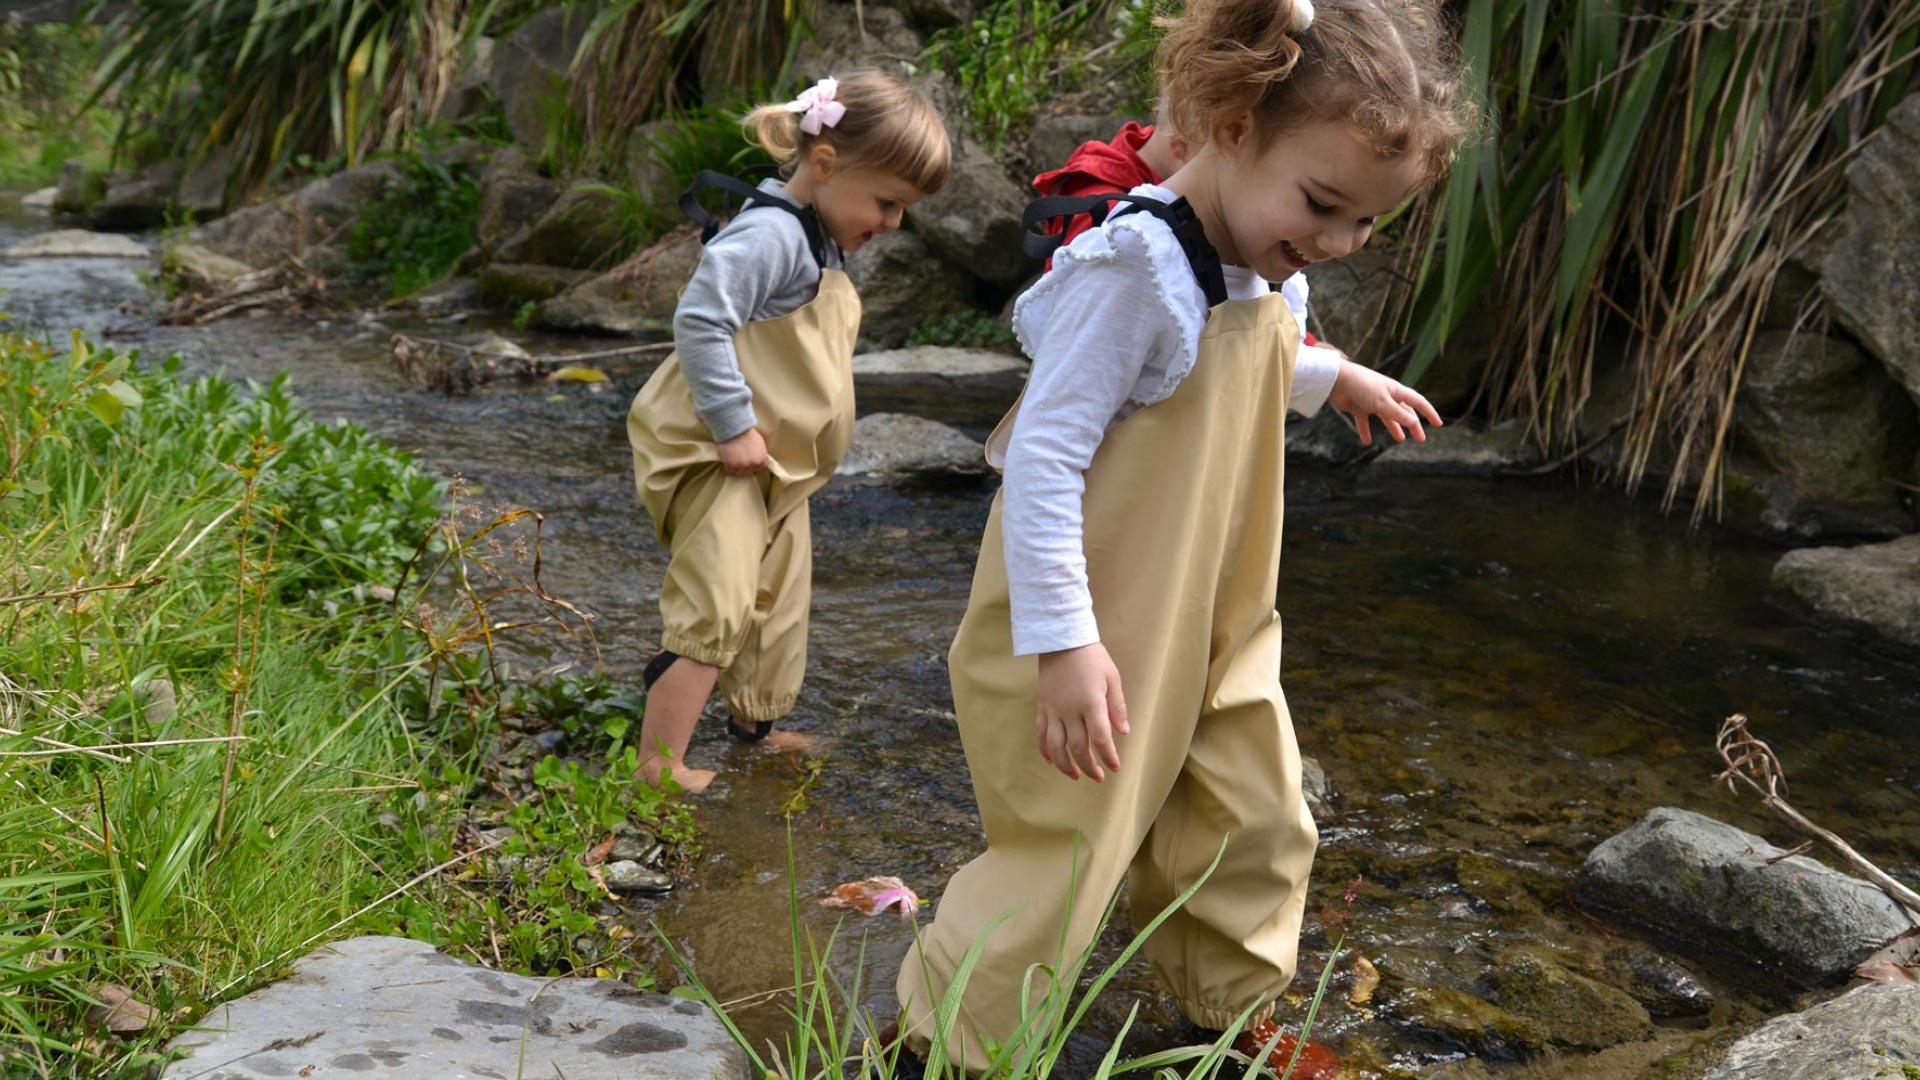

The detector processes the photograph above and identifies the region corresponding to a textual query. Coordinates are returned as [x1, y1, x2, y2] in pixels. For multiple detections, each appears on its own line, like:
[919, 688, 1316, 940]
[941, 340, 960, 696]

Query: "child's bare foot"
[752, 728, 822, 753]
[638, 757, 719, 795]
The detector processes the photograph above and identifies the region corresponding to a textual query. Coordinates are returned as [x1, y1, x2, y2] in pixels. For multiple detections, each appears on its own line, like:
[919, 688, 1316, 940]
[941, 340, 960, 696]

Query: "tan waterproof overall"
[626, 269, 860, 722]
[896, 291, 1319, 1068]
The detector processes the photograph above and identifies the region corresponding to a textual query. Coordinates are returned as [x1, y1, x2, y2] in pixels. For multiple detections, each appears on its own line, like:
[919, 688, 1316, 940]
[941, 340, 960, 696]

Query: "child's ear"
[1216, 113, 1253, 158]
[808, 142, 839, 181]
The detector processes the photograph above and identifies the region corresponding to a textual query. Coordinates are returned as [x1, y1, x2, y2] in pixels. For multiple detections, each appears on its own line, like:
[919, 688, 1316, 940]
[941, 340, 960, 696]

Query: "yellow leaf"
[548, 365, 609, 383]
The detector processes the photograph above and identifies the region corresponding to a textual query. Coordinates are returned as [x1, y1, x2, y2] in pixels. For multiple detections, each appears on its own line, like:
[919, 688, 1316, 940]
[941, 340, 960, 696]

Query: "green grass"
[0, 327, 685, 1077]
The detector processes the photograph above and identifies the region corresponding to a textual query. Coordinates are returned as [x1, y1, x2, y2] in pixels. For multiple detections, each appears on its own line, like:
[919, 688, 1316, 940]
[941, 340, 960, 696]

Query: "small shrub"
[346, 149, 482, 299]
[922, 0, 1099, 151]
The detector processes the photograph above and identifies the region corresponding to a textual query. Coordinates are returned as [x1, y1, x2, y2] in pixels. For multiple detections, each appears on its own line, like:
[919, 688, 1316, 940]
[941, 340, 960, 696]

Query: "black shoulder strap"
[679, 170, 833, 268]
[1020, 192, 1229, 308]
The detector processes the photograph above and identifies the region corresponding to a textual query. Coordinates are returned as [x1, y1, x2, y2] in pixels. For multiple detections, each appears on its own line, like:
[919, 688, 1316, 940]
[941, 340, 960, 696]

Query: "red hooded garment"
[1029, 122, 1321, 345]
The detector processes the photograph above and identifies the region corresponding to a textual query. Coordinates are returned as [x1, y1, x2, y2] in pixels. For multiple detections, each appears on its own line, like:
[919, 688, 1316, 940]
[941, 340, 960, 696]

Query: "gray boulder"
[787, 4, 925, 83]
[495, 181, 638, 270]
[1370, 418, 1540, 475]
[20, 187, 57, 211]
[53, 159, 106, 215]
[844, 230, 978, 349]
[1725, 329, 1917, 538]
[838, 413, 989, 479]
[1575, 807, 1915, 992]
[194, 160, 400, 269]
[851, 345, 1026, 429]
[623, 119, 692, 228]
[912, 131, 1033, 290]
[1822, 92, 1920, 410]
[477, 146, 563, 258]
[1, 230, 147, 259]
[536, 226, 703, 334]
[440, 35, 496, 123]
[88, 149, 232, 231]
[1302, 247, 1399, 366]
[1771, 534, 1920, 648]
[488, 6, 589, 153]
[160, 935, 746, 1080]
[1025, 112, 1131, 178]
[1704, 981, 1920, 1080]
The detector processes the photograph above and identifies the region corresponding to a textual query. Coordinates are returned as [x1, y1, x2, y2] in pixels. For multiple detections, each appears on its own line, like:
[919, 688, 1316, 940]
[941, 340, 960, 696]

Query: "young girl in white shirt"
[889, 0, 1473, 1069]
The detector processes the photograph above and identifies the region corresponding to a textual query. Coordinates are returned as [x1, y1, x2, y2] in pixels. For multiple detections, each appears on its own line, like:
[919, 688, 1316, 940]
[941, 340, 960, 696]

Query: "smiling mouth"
[1281, 240, 1312, 267]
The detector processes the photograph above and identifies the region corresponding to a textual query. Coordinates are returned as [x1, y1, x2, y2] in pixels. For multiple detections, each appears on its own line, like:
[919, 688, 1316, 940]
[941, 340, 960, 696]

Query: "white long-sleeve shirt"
[998, 184, 1338, 656]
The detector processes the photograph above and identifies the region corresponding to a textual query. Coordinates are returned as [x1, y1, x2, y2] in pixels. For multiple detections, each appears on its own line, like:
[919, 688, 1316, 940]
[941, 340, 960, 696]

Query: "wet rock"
[1455, 853, 1542, 915]
[1486, 945, 1651, 1050]
[1, 230, 147, 259]
[488, 6, 589, 152]
[837, 413, 989, 479]
[1025, 112, 1131, 179]
[1703, 981, 1920, 1080]
[912, 132, 1033, 291]
[535, 226, 701, 335]
[1821, 93, 1920, 411]
[158, 935, 744, 1080]
[1771, 534, 1920, 649]
[495, 181, 637, 271]
[850, 345, 1026, 427]
[1370, 419, 1540, 475]
[162, 244, 258, 294]
[610, 832, 663, 865]
[786, 4, 925, 84]
[54, 159, 107, 215]
[1393, 985, 1549, 1057]
[1724, 330, 1917, 539]
[88, 150, 232, 231]
[602, 860, 673, 895]
[20, 187, 57, 211]
[1602, 941, 1714, 1019]
[478, 147, 563, 259]
[1575, 807, 1914, 992]
[194, 161, 400, 269]
[477, 263, 594, 309]
[843, 230, 977, 350]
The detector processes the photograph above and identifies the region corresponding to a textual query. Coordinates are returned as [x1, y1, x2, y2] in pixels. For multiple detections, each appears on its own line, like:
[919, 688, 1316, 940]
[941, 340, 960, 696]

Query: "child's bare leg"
[638, 657, 722, 793]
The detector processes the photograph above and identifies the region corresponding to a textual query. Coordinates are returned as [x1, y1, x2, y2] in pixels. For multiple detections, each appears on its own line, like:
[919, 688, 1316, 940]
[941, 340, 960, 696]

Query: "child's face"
[1213, 121, 1424, 279]
[804, 150, 928, 255]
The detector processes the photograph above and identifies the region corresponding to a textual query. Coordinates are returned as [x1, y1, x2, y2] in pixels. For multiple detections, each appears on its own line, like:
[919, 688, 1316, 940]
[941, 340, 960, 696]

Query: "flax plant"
[1400, 0, 1920, 520]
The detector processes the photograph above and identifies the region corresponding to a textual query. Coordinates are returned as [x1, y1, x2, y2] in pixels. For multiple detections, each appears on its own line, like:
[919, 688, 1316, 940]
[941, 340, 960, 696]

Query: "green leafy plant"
[922, 0, 1101, 151]
[0, 23, 113, 190]
[906, 310, 1023, 354]
[1397, 0, 1920, 520]
[346, 147, 483, 298]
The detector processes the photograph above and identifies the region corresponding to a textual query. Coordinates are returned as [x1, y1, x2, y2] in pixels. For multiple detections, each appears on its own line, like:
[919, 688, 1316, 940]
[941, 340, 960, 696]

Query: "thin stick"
[1715, 714, 1920, 918]
[0, 576, 166, 606]
[0, 733, 247, 758]
[390, 334, 672, 366]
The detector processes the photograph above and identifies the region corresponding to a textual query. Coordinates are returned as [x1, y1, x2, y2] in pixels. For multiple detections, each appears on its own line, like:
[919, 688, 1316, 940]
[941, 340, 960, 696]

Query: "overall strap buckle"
[679, 170, 834, 268]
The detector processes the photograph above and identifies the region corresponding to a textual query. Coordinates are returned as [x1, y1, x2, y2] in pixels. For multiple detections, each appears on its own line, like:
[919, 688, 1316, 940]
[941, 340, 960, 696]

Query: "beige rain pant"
[897, 293, 1320, 1068]
[626, 269, 860, 721]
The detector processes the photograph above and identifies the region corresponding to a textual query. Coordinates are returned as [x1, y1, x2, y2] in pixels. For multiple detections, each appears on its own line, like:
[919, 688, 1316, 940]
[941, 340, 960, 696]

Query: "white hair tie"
[1292, 0, 1315, 30]
[786, 77, 846, 136]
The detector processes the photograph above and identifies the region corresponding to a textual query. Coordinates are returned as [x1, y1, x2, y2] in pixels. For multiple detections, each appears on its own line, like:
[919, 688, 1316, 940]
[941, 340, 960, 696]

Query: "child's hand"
[1328, 360, 1443, 446]
[717, 428, 770, 474]
[1035, 643, 1129, 782]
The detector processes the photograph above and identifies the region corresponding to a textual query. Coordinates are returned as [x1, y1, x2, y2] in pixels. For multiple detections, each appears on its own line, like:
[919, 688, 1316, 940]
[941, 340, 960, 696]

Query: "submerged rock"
[1, 230, 147, 259]
[1771, 534, 1920, 649]
[159, 935, 744, 1080]
[1601, 941, 1715, 1019]
[1575, 807, 1913, 993]
[1703, 981, 1920, 1080]
[1486, 945, 1652, 1050]
[837, 413, 989, 480]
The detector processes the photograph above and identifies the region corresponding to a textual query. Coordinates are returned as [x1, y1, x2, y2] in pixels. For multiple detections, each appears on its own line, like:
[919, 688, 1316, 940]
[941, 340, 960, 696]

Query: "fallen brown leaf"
[86, 983, 156, 1038]
[1348, 955, 1380, 1005]
[1855, 927, 1920, 984]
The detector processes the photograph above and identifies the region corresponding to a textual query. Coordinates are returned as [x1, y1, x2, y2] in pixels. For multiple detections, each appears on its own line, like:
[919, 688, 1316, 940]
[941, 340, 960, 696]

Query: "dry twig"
[1715, 713, 1920, 917]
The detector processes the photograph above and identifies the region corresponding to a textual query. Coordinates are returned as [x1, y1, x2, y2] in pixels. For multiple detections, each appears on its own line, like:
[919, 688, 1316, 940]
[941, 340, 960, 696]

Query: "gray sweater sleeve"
[670, 207, 818, 442]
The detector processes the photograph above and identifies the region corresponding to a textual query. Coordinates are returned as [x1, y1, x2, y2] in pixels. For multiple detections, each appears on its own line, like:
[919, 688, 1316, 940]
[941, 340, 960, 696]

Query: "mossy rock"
[1394, 985, 1550, 1057]
[476, 263, 593, 308]
[1488, 944, 1652, 1050]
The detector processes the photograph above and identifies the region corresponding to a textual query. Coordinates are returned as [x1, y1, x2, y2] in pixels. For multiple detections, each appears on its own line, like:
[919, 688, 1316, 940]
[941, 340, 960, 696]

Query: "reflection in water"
[5, 202, 1916, 1078]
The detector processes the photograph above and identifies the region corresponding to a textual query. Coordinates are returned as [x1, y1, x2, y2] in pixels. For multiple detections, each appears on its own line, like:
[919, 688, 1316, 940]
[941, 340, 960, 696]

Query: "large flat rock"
[1, 229, 148, 259]
[1704, 981, 1920, 1079]
[1575, 808, 1914, 993]
[851, 346, 1026, 431]
[1771, 534, 1920, 648]
[162, 936, 747, 1080]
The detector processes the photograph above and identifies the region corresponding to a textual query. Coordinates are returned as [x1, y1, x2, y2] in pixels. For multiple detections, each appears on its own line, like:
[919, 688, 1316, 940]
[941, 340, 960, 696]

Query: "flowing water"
[6, 199, 1917, 1079]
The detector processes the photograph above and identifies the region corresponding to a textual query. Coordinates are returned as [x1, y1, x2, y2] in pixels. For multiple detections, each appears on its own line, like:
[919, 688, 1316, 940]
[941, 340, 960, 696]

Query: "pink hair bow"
[787, 77, 846, 136]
